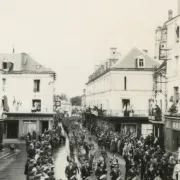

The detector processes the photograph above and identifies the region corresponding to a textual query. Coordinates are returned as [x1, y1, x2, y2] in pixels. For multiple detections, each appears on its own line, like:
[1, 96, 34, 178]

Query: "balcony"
[104, 109, 149, 117]
[85, 107, 149, 117]
[148, 105, 163, 122]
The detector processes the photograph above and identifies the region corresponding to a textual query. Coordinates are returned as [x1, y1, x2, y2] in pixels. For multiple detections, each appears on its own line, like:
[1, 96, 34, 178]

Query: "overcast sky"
[0, 0, 177, 97]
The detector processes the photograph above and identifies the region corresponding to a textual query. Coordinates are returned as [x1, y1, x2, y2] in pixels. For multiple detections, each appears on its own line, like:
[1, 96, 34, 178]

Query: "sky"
[0, 0, 177, 97]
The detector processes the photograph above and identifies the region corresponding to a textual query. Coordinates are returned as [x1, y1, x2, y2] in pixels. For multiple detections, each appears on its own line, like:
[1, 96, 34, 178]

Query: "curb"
[0, 153, 11, 160]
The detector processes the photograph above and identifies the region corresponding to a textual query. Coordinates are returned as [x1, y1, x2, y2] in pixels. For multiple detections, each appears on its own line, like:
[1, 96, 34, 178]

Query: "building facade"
[85, 47, 160, 137]
[86, 47, 160, 117]
[153, 1, 180, 153]
[0, 53, 56, 139]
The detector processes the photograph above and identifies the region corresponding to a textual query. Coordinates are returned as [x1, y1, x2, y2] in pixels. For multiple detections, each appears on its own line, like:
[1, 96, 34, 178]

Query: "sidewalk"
[0, 144, 26, 180]
[0, 148, 10, 159]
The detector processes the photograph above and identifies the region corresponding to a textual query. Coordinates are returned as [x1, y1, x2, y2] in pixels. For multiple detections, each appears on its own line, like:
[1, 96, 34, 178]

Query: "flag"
[13, 97, 16, 106]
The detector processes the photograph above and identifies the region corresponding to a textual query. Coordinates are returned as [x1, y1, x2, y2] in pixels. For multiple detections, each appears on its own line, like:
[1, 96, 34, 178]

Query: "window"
[2, 78, 6, 91]
[176, 25, 179, 42]
[2, 62, 7, 69]
[174, 86, 179, 102]
[2, 78, 6, 86]
[33, 80, 40, 92]
[124, 76, 127, 90]
[32, 99, 41, 112]
[138, 59, 144, 67]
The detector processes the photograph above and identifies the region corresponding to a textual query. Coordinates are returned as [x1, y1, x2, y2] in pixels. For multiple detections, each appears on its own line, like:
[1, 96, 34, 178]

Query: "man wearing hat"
[95, 162, 107, 180]
[81, 161, 92, 180]
[65, 161, 78, 180]
[110, 164, 122, 180]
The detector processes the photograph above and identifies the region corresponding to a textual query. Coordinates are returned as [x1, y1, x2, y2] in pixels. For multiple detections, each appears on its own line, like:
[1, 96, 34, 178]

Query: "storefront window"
[173, 122, 176, 129]
[176, 123, 179, 129]
[172, 121, 180, 129]
[165, 120, 171, 128]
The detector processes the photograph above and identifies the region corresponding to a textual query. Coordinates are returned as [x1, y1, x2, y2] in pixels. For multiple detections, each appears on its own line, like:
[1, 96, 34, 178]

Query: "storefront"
[164, 115, 180, 152]
[84, 113, 152, 138]
[3, 112, 55, 139]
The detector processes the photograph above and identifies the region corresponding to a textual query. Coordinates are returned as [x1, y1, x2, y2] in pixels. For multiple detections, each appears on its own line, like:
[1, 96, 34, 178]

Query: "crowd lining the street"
[85, 120, 180, 180]
[22, 114, 180, 180]
[24, 122, 65, 180]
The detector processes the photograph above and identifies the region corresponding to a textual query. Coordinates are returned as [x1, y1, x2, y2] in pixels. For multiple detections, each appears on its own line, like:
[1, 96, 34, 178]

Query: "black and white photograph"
[0, 0, 180, 180]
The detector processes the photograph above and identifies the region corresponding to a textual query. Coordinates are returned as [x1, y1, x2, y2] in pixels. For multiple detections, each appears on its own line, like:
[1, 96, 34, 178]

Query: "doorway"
[173, 130, 180, 152]
[122, 99, 130, 116]
[7, 120, 19, 138]
[42, 121, 49, 133]
[122, 99, 130, 108]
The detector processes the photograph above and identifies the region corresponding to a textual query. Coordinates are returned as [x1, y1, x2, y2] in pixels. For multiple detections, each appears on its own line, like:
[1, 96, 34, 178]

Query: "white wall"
[86, 70, 154, 115]
[1, 74, 54, 113]
[166, 17, 180, 109]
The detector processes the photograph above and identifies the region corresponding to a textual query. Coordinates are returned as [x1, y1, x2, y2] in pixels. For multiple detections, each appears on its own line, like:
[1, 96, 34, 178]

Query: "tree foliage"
[59, 93, 68, 101]
[70, 96, 81, 106]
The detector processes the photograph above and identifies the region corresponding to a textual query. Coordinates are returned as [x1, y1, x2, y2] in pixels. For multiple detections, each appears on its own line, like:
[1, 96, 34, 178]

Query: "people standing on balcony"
[123, 105, 127, 117]
[127, 104, 131, 117]
[155, 105, 162, 121]
[152, 100, 156, 116]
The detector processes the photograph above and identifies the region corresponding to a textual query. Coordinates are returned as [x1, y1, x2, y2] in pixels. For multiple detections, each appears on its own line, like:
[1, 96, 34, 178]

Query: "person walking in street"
[65, 161, 78, 180]
[81, 160, 92, 180]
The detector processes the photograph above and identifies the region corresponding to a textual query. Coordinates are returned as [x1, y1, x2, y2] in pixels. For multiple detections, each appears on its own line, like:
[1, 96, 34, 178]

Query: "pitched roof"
[21, 54, 54, 74]
[0, 53, 55, 74]
[111, 47, 160, 69]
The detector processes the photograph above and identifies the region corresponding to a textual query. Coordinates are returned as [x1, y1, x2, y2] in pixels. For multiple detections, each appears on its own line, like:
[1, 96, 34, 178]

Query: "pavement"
[0, 148, 11, 159]
[0, 143, 26, 180]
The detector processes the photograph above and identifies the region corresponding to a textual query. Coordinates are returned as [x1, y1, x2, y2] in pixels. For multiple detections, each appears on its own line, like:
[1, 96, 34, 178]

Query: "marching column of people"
[63, 117, 123, 180]
[84, 120, 180, 180]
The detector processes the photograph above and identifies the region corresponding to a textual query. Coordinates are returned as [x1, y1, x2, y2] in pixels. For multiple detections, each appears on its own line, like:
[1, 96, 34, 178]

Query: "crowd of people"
[22, 114, 180, 180]
[24, 123, 65, 180]
[63, 117, 123, 180]
[85, 120, 180, 180]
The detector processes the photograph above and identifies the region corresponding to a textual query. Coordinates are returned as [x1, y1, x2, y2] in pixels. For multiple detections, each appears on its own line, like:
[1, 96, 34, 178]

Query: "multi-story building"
[153, 0, 180, 153]
[85, 47, 160, 137]
[86, 47, 159, 116]
[0, 52, 56, 139]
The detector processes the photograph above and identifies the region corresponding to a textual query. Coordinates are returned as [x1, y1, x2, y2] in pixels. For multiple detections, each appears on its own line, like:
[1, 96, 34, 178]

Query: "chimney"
[168, 9, 173, 20]
[143, 50, 148, 54]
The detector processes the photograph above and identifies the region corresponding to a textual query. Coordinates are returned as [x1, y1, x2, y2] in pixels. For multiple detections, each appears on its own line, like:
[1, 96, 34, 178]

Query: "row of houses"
[82, 2, 180, 154]
[0, 52, 56, 140]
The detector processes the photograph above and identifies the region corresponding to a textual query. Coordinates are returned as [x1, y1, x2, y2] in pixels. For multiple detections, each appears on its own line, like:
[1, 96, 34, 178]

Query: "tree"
[70, 96, 81, 106]
[59, 93, 68, 101]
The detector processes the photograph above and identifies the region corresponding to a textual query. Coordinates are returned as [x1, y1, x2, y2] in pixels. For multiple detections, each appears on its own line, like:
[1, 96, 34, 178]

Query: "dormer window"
[135, 55, 145, 68]
[139, 59, 144, 67]
[2, 62, 8, 69]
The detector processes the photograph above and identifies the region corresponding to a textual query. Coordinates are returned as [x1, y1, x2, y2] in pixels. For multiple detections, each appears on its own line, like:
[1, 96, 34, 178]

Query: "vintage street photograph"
[0, 0, 180, 180]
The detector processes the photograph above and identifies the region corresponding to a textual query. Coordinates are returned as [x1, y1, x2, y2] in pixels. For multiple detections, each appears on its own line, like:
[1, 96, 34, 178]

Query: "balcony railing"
[84, 108, 149, 117]
[104, 109, 149, 117]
